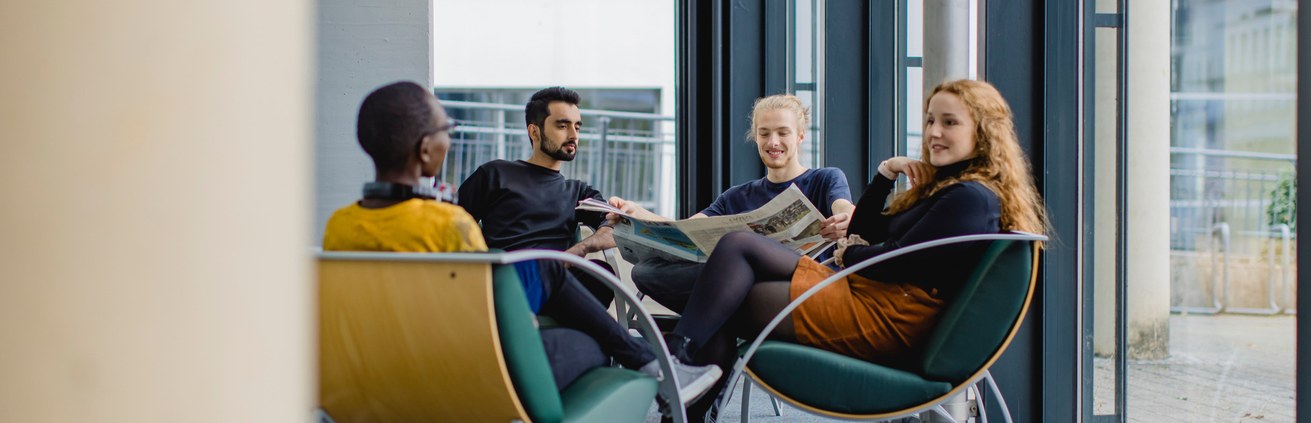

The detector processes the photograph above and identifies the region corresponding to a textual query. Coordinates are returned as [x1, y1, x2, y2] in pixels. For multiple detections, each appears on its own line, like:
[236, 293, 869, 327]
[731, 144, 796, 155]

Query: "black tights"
[672, 231, 804, 361]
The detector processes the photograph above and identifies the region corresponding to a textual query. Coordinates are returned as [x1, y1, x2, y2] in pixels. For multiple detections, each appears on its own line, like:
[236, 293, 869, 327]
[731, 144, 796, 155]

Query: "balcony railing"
[1170, 147, 1297, 314]
[439, 100, 676, 217]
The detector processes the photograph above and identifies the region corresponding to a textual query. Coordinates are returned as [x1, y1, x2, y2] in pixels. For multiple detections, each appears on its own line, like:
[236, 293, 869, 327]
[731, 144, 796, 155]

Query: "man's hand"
[564, 244, 589, 258]
[566, 226, 616, 259]
[819, 212, 850, 240]
[606, 196, 665, 223]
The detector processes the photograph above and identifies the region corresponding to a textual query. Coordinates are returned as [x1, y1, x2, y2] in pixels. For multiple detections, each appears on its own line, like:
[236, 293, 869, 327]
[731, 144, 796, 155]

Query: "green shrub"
[1266, 174, 1296, 231]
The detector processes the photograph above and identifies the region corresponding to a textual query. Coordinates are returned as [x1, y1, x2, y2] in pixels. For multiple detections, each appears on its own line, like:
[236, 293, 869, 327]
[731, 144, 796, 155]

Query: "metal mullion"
[1044, 0, 1084, 420]
[1083, 4, 1130, 421]
[813, 0, 825, 168]
[1080, 0, 1098, 418]
[1297, 0, 1310, 417]
[787, 0, 797, 94]
[866, 0, 901, 196]
[766, 0, 789, 95]
[896, 0, 908, 158]
[1114, 0, 1129, 419]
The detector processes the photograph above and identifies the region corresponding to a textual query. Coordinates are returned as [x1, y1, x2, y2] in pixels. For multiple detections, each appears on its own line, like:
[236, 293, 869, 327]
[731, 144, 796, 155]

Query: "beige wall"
[0, 1, 314, 421]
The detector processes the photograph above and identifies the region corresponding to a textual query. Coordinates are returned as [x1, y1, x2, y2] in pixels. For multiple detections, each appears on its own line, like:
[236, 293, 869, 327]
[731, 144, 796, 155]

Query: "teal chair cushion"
[559, 367, 659, 423]
[494, 263, 658, 423]
[748, 341, 952, 414]
[492, 264, 565, 423]
[916, 240, 1033, 382]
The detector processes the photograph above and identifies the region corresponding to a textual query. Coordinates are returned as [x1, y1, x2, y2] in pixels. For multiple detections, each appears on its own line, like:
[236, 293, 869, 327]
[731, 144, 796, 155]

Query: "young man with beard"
[457, 87, 621, 306]
[458, 86, 724, 406]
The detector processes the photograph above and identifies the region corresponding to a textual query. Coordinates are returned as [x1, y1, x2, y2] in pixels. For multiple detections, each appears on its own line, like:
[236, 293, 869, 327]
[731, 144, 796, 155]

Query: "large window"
[431, 1, 677, 216]
[1091, 1, 1299, 421]
[792, 0, 824, 169]
[1157, 1, 1297, 421]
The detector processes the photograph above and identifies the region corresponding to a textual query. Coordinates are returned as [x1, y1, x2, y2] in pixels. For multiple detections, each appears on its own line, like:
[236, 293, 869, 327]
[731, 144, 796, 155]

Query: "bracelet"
[833, 235, 871, 268]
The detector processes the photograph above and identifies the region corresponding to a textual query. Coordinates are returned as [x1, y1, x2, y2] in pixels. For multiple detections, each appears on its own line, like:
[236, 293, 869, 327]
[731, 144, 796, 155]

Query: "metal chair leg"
[982, 371, 1013, 423]
[737, 375, 780, 421]
[973, 384, 988, 423]
[929, 404, 956, 422]
[740, 377, 751, 423]
[615, 298, 630, 330]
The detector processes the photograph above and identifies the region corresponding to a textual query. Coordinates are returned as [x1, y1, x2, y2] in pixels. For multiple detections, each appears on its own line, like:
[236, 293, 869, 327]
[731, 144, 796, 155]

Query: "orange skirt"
[789, 256, 946, 363]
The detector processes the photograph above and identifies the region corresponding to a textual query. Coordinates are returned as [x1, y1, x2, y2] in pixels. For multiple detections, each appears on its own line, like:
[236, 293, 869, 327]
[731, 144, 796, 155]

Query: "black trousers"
[535, 260, 654, 370]
[539, 327, 607, 390]
[568, 258, 617, 307]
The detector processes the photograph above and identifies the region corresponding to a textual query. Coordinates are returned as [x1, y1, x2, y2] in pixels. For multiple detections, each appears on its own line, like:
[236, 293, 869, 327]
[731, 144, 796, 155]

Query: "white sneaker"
[638, 360, 664, 380]
[636, 359, 724, 405]
[672, 359, 722, 405]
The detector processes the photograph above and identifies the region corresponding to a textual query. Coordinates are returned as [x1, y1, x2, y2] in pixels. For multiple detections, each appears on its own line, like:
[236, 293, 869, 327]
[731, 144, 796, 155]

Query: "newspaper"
[577, 184, 833, 263]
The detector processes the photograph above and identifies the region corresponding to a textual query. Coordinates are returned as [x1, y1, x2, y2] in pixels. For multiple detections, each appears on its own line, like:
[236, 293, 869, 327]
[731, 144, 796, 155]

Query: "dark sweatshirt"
[841, 160, 1001, 298]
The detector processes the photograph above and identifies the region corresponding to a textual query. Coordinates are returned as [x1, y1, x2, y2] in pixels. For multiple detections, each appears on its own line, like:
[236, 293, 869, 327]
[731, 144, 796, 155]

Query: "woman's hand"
[819, 212, 850, 241]
[832, 234, 871, 268]
[878, 156, 933, 186]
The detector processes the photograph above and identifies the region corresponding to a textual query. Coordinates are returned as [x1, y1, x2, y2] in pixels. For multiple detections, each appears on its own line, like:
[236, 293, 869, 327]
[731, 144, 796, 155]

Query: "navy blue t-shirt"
[700, 167, 852, 218]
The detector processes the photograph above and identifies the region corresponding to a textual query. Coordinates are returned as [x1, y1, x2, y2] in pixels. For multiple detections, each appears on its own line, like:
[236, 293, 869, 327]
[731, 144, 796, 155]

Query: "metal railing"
[438, 100, 676, 216]
[1170, 147, 1297, 315]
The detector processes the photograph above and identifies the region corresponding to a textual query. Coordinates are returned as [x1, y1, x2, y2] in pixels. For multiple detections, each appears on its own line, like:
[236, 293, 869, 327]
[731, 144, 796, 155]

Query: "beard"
[540, 133, 577, 161]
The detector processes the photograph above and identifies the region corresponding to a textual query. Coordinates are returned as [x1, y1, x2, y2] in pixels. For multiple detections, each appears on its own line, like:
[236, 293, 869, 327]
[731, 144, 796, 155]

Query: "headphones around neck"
[362, 181, 438, 201]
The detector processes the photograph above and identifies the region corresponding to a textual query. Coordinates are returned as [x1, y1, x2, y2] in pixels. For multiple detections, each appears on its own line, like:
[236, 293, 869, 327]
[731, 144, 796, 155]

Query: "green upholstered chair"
[317, 250, 695, 423]
[723, 232, 1047, 422]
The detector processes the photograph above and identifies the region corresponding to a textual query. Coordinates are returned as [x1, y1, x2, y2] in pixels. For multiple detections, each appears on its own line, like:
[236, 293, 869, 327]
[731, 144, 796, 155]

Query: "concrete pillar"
[0, 1, 313, 421]
[923, 0, 972, 91]
[315, 0, 433, 243]
[1125, 0, 1172, 360]
[1092, 0, 1119, 358]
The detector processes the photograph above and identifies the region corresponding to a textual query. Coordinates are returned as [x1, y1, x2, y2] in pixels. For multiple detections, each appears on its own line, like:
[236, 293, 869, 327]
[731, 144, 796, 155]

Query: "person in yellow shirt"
[322, 82, 721, 400]
[323, 193, 485, 253]
[323, 79, 483, 253]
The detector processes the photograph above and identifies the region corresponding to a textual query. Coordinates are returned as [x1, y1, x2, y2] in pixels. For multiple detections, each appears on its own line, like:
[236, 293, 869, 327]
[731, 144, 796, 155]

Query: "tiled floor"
[1095, 314, 1295, 422]
[642, 314, 1296, 422]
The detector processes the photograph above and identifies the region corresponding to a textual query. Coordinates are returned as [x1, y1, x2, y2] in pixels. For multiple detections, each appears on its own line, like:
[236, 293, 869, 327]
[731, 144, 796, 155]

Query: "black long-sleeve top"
[840, 160, 1001, 299]
[457, 160, 610, 252]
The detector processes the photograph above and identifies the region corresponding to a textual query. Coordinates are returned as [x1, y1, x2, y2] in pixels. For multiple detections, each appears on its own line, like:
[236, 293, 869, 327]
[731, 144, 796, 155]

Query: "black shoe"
[664, 333, 698, 363]
[659, 397, 720, 423]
